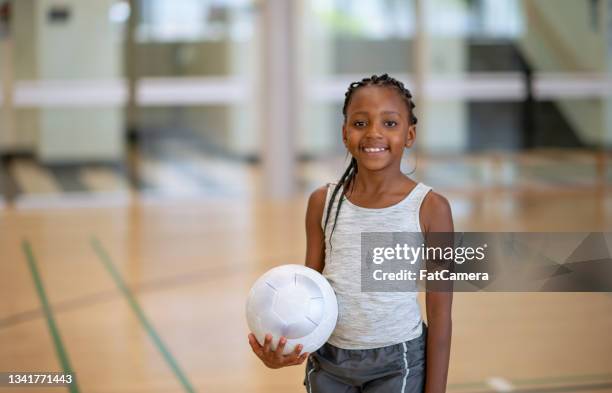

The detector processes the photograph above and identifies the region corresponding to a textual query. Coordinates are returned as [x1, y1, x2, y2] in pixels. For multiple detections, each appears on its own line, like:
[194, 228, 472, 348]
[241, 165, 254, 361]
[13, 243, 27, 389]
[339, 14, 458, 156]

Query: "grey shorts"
[304, 323, 427, 393]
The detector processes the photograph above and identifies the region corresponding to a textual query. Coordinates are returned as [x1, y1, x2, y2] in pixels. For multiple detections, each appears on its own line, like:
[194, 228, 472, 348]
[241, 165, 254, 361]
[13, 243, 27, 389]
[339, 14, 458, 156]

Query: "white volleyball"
[246, 264, 338, 355]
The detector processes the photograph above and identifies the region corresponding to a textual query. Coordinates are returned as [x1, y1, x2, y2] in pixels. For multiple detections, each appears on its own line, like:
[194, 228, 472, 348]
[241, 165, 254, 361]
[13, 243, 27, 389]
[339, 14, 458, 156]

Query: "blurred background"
[0, 0, 611, 392]
[0, 0, 610, 204]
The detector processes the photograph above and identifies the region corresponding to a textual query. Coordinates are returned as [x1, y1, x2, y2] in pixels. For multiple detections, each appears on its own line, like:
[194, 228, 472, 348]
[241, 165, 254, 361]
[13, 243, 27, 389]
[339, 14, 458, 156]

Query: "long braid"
[324, 73, 418, 256]
[323, 157, 357, 252]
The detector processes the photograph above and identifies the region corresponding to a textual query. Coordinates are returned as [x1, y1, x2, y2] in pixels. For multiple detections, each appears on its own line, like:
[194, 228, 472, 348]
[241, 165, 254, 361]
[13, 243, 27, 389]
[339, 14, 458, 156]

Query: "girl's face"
[342, 85, 416, 173]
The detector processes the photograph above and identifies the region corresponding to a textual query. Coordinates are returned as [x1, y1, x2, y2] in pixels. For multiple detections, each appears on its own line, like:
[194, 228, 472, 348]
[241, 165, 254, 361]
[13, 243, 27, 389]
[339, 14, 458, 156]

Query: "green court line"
[22, 240, 80, 393]
[90, 237, 196, 393]
[17, 242, 612, 393]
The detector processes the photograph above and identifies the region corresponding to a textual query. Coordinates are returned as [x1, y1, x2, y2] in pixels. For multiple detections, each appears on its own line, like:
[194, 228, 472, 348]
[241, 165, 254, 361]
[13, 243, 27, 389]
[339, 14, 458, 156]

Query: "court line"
[487, 377, 514, 392]
[7, 252, 612, 390]
[0, 289, 118, 330]
[462, 382, 612, 393]
[448, 373, 612, 391]
[0, 257, 280, 330]
[22, 240, 80, 393]
[90, 236, 196, 393]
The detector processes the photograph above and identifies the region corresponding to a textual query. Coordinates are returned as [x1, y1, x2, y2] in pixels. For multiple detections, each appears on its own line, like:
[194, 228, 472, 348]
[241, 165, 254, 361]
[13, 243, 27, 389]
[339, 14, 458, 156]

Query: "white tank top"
[321, 181, 432, 349]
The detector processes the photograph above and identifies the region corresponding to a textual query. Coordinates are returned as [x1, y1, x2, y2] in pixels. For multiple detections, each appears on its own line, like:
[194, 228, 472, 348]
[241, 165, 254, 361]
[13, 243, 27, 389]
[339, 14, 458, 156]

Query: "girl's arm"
[421, 192, 454, 393]
[304, 185, 327, 273]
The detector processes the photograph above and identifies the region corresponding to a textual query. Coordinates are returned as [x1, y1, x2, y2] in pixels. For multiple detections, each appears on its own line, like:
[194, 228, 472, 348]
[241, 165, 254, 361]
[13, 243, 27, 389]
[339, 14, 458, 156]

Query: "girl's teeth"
[364, 147, 386, 152]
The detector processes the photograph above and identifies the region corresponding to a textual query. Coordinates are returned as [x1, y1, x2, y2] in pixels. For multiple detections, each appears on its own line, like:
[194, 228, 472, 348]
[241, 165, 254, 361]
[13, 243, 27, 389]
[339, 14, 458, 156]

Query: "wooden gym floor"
[0, 148, 611, 393]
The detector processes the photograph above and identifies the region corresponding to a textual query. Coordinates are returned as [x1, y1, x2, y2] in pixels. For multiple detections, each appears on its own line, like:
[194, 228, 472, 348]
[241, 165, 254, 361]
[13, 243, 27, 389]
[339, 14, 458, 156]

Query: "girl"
[248, 73, 453, 393]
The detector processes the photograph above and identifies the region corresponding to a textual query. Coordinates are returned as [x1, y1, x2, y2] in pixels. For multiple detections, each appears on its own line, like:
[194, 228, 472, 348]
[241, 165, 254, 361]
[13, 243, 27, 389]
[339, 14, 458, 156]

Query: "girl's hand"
[248, 333, 309, 369]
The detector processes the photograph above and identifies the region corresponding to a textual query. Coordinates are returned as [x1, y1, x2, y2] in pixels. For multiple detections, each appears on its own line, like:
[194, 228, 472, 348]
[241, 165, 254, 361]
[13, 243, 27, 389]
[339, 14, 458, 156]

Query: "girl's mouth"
[361, 146, 389, 154]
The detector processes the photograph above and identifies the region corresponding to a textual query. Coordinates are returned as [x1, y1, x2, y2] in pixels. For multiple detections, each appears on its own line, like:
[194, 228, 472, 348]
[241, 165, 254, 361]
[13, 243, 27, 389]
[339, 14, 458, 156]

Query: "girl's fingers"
[284, 344, 303, 363]
[290, 352, 309, 366]
[275, 336, 287, 358]
[262, 334, 272, 355]
[248, 334, 262, 351]
[297, 352, 308, 363]
[247, 333, 259, 347]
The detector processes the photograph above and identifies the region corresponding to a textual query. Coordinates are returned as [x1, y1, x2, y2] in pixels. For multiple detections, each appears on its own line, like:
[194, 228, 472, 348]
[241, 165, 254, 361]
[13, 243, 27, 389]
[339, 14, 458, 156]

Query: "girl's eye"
[354, 121, 366, 127]
[385, 121, 397, 127]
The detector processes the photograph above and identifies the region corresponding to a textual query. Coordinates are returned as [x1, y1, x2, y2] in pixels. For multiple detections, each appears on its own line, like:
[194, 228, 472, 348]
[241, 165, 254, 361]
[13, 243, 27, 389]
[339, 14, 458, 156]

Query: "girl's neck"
[351, 169, 409, 195]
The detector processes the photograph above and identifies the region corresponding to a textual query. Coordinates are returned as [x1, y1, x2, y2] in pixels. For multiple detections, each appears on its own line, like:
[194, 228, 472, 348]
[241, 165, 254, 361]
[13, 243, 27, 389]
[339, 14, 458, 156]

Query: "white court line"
[487, 377, 515, 392]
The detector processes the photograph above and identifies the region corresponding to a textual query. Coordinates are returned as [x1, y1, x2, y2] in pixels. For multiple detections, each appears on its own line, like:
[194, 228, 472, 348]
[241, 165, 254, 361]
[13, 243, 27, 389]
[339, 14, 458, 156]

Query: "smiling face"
[342, 85, 416, 172]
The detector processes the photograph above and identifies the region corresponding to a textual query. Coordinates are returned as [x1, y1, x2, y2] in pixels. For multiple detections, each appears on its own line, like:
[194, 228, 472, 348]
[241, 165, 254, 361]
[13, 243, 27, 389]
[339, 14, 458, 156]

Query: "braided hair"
[322, 73, 418, 255]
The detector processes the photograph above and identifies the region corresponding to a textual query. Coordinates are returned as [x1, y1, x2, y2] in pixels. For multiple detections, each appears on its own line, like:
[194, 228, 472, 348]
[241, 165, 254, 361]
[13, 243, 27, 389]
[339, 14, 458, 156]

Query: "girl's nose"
[365, 126, 383, 138]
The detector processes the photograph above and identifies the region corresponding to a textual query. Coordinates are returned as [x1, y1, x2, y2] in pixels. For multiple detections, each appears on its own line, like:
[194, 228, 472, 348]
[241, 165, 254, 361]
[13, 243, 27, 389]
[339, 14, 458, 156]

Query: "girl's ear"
[342, 124, 348, 147]
[405, 124, 416, 148]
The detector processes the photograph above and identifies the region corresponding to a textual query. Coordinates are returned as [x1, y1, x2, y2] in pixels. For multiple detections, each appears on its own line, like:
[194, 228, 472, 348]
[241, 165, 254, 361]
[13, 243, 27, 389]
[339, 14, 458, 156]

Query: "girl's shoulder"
[307, 184, 331, 214]
[419, 188, 453, 232]
[310, 183, 332, 200]
[310, 182, 337, 204]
